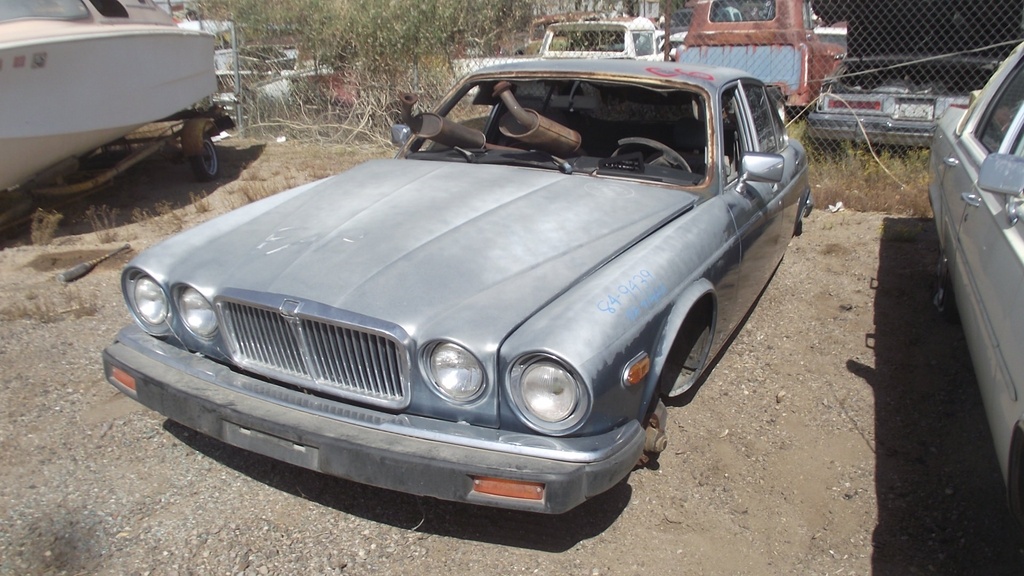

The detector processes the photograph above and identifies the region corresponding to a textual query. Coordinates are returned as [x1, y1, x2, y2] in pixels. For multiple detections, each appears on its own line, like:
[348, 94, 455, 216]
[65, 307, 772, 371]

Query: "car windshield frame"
[402, 75, 712, 188]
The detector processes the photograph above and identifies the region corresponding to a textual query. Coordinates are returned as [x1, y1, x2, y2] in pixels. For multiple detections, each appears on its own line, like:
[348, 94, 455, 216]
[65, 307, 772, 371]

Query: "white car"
[929, 40, 1024, 527]
[540, 17, 664, 61]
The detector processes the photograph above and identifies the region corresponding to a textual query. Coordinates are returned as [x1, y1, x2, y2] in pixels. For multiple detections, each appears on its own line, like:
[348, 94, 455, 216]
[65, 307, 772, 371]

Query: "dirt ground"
[1, 138, 1023, 575]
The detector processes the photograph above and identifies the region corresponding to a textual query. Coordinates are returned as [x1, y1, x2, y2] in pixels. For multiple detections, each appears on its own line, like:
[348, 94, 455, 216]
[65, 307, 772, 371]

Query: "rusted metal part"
[680, 0, 844, 107]
[180, 117, 214, 157]
[399, 93, 418, 125]
[399, 92, 488, 149]
[493, 81, 582, 156]
[638, 400, 669, 467]
[32, 130, 173, 197]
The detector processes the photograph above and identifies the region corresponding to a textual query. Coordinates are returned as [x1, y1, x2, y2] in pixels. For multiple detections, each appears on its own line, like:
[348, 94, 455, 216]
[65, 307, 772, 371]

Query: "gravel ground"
[1, 140, 1022, 575]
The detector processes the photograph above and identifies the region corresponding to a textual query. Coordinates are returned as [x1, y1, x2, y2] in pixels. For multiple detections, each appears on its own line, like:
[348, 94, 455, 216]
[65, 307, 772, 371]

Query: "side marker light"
[471, 476, 545, 501]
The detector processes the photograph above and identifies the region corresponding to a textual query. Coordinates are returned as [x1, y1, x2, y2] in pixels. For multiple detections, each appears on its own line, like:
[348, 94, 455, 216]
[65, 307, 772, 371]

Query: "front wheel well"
[659, 294, 715, 397]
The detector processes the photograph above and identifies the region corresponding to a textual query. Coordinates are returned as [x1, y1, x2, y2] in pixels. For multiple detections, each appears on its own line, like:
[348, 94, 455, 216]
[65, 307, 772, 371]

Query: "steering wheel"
[611, 137, 692, 172]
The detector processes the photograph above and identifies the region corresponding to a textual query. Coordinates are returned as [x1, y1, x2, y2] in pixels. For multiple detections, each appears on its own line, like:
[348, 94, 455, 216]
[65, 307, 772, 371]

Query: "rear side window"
[743, 83, 783, 153]
[978, 62, 1024, 153]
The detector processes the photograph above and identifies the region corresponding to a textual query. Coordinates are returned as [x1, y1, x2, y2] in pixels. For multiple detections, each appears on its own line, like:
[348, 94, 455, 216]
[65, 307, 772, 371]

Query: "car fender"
[647, 277, 718, 403]
[498, 207, 734, 435]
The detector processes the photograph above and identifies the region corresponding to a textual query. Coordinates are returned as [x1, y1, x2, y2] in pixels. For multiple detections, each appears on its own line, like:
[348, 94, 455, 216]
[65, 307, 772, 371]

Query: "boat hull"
[0, 26, 215, 190]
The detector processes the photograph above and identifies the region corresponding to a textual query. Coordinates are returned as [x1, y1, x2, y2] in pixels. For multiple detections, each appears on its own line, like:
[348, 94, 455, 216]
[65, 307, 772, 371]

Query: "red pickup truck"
[675, 0, 844, 110]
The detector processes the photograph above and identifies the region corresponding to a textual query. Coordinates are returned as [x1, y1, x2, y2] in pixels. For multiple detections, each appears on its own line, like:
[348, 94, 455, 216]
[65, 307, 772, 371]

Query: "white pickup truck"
[453, 17, 665, 78]
[539, 16, 663, 61]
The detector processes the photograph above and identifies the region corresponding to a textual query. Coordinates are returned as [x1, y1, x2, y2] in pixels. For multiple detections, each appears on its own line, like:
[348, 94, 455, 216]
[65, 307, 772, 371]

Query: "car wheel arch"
[649, 279, 718, 404]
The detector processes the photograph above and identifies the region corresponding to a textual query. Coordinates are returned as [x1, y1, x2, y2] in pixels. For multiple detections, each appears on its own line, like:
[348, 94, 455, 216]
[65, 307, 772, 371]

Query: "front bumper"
[102, 326, 645, 514]
[806, 112, 935, 148]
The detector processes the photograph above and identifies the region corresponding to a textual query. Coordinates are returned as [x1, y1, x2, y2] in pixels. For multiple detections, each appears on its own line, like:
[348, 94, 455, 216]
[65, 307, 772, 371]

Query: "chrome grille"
[220, 300, 408, 407]
[301, 319, 405, 399]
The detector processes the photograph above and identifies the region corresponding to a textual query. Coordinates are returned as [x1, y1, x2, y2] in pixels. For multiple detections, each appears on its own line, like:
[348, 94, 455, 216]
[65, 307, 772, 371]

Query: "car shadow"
[2, 141, 266, 243]
[855, 217, 1023, 574]
[163, 419, 630, 551]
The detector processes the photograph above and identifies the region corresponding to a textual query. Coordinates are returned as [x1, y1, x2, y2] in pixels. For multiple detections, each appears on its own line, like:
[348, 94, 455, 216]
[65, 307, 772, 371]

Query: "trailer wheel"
[189, 136, 219, 182]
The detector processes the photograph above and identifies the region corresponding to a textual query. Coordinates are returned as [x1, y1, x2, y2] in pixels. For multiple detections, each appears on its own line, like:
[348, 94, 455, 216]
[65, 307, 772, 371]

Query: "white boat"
[0, 0, 215, 191]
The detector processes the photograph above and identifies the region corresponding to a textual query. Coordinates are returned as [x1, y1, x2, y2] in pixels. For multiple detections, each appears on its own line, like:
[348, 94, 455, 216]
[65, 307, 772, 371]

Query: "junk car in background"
[808, 0, 1022, 147]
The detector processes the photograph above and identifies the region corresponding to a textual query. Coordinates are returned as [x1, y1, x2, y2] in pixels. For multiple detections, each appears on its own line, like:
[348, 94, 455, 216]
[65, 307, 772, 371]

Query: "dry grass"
[153, 200, 186, 233]
[791, 121, 933, 219]
[128, 199, 187, 236]
[84, 205, 121, 243]
[0, 288, 97, 323]
[879, 219, 925, 242]
[29, 209, 63, 245]
[189, 191, 212, 214]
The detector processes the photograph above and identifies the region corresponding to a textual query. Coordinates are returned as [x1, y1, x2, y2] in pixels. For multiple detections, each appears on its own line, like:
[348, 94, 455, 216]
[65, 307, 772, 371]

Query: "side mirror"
[737, 152, 785, 196]
[978, 153, 1024, 225]
[978, 153, 1024, 197]
[390, 124, 412, 147]
[741, 152, 785, 182]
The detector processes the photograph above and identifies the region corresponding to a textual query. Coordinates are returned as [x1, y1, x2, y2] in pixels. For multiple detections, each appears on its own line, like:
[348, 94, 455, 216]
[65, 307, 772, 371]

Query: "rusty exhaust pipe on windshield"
[399, 93, 487, 149]
[492, 81, 581, 157]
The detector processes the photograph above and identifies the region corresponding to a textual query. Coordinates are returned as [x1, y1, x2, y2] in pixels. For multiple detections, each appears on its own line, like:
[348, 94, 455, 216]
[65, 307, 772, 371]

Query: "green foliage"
[204, 0, 538, 76]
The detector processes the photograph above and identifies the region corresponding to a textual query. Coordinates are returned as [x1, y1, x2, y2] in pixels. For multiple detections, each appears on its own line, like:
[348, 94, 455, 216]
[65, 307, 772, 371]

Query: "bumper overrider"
[102, 325, 645, 513]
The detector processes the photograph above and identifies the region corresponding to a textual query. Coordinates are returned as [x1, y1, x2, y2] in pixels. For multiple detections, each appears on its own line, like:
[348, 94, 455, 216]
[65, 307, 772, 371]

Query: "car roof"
[548, 16, 657, 32]
[464, 58, 753, 92]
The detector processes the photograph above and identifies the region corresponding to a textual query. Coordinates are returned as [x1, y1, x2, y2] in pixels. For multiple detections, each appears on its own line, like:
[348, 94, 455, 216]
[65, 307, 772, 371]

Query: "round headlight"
[428, 342, 484, 401]
[520, 361, 579, 423]
[133, 276, 168, 326]
[179, 287, 217, 337]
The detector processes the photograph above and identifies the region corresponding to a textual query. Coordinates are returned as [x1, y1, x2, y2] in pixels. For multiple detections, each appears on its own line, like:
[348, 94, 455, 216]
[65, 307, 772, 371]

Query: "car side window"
[711, 0, 775, 22]
[978, 62, 1024, 152]
[1012, 123, 1024, 157]
[722, 87, 748, 182]
[633, 31, 654, 56]
[802, 0, 814, 30]
[742, 83, 781, 153]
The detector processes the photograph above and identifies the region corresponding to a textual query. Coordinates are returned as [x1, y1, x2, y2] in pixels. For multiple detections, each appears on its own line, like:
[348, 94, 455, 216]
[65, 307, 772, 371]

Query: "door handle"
[961, 192, 981, 207]
[944, 156, 960, 167]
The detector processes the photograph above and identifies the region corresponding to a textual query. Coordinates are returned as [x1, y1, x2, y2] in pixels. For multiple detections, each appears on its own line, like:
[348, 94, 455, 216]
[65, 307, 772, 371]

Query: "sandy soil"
[1, 138, 1022, 575]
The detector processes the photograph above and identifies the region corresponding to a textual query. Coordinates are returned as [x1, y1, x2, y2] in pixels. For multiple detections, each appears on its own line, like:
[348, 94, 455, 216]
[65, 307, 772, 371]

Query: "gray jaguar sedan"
[930, 41, 1024, 527]
[103, 59, 810, 513]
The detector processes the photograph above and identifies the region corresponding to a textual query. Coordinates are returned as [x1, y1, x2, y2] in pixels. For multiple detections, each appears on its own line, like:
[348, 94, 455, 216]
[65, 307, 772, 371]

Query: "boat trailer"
[0, 108, 234, 233]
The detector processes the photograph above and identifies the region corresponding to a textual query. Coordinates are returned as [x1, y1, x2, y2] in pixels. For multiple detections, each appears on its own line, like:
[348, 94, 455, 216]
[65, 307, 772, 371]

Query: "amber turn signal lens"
[110, 366, 137, 392]
[624, 354, 650, 386]
[471, 476, 545, 501]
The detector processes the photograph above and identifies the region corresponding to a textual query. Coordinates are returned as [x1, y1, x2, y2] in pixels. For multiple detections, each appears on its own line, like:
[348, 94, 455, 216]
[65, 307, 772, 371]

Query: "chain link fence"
[204, 0, 1024, 155]
[806, 0, 1024, 154]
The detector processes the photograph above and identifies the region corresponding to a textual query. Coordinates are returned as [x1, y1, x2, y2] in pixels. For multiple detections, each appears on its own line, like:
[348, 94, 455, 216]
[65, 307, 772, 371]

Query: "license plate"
[223, 420, 320, 469]
[897, 101, 933, 119]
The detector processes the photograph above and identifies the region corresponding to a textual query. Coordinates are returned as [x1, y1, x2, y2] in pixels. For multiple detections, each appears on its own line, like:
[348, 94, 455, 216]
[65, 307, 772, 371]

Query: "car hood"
[141, 159, 697, 340]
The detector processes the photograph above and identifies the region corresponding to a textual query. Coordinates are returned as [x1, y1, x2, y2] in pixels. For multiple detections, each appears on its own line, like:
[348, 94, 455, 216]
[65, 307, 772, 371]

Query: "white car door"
[947, 63, 1024, 479]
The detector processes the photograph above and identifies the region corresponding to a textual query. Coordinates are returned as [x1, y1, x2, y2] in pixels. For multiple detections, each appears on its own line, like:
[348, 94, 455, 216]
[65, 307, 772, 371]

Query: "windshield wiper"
[550, 153, 574, 175]
[410, 148, 574, 174]
[452, 146, 476, 163]
[473, 149, 575, 174]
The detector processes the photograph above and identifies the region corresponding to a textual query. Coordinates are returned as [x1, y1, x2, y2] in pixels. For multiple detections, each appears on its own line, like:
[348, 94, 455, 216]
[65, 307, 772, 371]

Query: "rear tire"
[189, 136, 219, 182]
